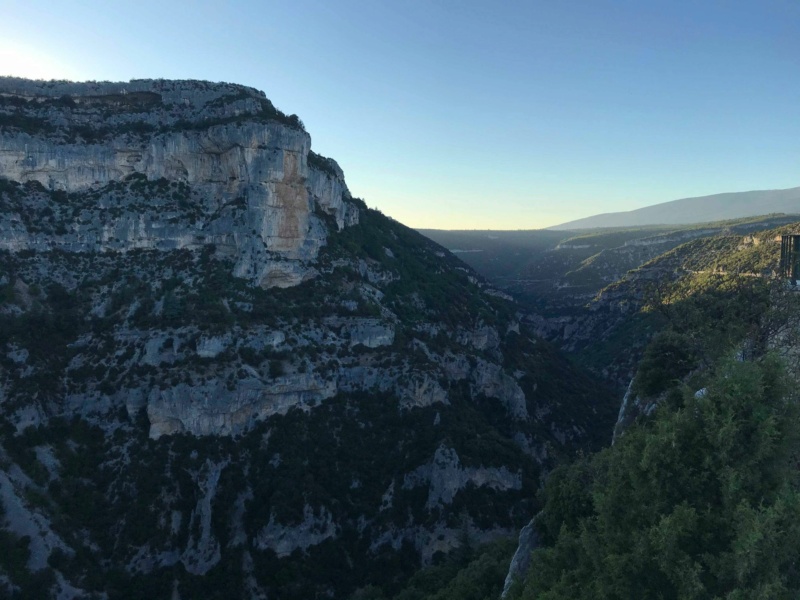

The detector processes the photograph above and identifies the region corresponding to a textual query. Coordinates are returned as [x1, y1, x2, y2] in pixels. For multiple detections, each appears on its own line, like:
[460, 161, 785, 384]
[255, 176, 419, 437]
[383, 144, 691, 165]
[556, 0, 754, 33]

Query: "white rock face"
[403, 445, 522, 509]
[0, 78, 359, 288]
[398, 374, 448, 409]
[196, 335, 230, 358]
[146, 374, 337, 438]
[471, 359, 529, 420]
[306, 159, 359, 230]
[501, 517, 540, 597]
[347, 319, 395, 348]
[458, 324, 500, 351]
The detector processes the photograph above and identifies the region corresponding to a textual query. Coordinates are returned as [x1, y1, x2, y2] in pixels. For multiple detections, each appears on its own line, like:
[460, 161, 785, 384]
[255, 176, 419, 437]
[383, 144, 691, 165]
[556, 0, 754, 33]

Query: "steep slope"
[533, 226, 784, 388]
[508, 357, 800, 599]
[424, 216, 798, 391]
[423, 217, 796, 315]
[549, 187, 800, 230]
[393, 226, 800, 600]
[0, 79, 616, 599]
[502, 229, 800, 599]
[0, 77, 356, 288]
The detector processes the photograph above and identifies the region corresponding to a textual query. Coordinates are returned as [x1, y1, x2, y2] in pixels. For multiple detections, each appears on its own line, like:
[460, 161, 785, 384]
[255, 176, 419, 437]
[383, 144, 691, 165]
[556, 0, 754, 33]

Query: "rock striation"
[0, 77, 358, 288]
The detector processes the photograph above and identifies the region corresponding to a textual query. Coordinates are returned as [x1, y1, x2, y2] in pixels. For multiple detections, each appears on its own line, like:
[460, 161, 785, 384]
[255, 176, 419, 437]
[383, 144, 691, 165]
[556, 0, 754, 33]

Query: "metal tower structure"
[780, 234, 800, 282]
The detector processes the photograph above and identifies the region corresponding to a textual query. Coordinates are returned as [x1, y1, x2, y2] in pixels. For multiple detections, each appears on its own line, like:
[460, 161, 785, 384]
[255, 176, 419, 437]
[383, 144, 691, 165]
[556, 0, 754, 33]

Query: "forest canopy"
[509, 356, 800, 599]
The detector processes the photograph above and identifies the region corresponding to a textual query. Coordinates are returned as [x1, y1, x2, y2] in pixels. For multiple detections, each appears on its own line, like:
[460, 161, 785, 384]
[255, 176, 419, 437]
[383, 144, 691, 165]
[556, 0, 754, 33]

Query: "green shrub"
[515, 357, 800, 599]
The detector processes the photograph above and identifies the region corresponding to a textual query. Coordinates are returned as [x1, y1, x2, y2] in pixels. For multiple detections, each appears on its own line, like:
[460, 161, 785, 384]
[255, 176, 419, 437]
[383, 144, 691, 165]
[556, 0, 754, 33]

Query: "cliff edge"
[0, 77, 357, 287]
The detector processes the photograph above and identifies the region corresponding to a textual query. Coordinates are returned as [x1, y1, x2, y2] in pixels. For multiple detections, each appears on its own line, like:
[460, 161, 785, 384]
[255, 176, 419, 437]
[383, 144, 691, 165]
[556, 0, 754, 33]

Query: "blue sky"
[1, 0, 798, 229]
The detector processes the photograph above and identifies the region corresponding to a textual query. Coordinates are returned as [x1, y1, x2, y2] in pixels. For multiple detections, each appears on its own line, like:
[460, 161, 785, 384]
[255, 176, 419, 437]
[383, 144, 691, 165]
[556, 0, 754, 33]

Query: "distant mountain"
[549, 187, 800, 230]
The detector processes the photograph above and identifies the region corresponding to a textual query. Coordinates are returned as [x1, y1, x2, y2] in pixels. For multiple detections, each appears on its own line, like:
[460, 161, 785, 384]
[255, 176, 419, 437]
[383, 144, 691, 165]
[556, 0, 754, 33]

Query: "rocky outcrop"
[471, 359, 528, 420]
[254, 505, 337, 557]
[146, 374, 337, 438]
[0, 77, 359, 287]
[611, 380, 648, 443]
[403, 445, 522, 509]
[457, 324, 500, 351]
[397, 374, 448, 409]
[347, 319, 395, 348]
[369, 520, 515, 566]
[181, 460, 226, 575]
[501, 517, 540, 597]
[323, 317, 395, 348]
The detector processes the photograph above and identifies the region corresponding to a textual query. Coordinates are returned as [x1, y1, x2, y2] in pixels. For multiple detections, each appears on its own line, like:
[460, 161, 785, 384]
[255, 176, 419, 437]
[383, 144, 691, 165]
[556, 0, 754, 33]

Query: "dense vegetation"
[387, 271, 800, 598]
[348, 537, 517, 600]
[0, 191, 616, 598]
[510, 355, 800, 599]
[423, 217, 799, 392]
[421, 215, 796, 319]
[388, 356, 800, 599]
[391, 220, 800, 599]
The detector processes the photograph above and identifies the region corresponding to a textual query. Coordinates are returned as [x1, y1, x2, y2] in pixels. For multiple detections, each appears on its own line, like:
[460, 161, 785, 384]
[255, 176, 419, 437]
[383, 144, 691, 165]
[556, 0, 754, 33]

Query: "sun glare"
[0, 40, 82, 81]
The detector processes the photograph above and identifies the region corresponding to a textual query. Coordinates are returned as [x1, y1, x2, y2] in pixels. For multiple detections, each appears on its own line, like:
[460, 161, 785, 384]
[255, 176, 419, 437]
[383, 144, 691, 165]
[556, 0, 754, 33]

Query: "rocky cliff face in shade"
[402, 444, 522, 510]
[501, 516, 540, 597]
[0, 77, 358, 288]
[0, 78, 617, 599]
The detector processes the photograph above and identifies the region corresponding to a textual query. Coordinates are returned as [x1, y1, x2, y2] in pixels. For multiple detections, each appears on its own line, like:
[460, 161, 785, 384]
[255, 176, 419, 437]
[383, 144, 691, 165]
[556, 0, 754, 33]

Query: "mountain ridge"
[549, 186, 800, 230]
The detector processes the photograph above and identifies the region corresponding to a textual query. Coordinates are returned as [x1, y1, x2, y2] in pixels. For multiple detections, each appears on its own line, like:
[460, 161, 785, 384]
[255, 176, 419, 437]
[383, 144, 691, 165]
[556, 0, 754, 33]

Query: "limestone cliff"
[0, 78, 616, 599]
[0, 77, 358, 288]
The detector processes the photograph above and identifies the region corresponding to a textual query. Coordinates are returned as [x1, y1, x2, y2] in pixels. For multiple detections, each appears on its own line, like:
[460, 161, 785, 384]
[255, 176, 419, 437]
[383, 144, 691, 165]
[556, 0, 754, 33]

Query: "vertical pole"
[781, 236, 788, 279]
[781, 236, 785, 278]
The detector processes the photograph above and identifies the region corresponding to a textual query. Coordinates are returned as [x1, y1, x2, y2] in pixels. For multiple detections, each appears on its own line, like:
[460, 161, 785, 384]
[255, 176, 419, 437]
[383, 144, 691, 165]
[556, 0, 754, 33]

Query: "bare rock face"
[471, 358, 529, 420]
[181, 459, 226, 575]
[146, 374, 337, 438]
[254, 505, 337, 557]
[0, 77, 359, 287]
[403, 445, 522, 510]
[457, 323, 500, 352]
[501, 516, 540, 597]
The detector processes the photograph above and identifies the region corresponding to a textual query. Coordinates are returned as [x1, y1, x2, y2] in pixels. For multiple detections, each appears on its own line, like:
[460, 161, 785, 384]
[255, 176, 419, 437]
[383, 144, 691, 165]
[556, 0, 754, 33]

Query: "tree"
[513, 356, 800, 599]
